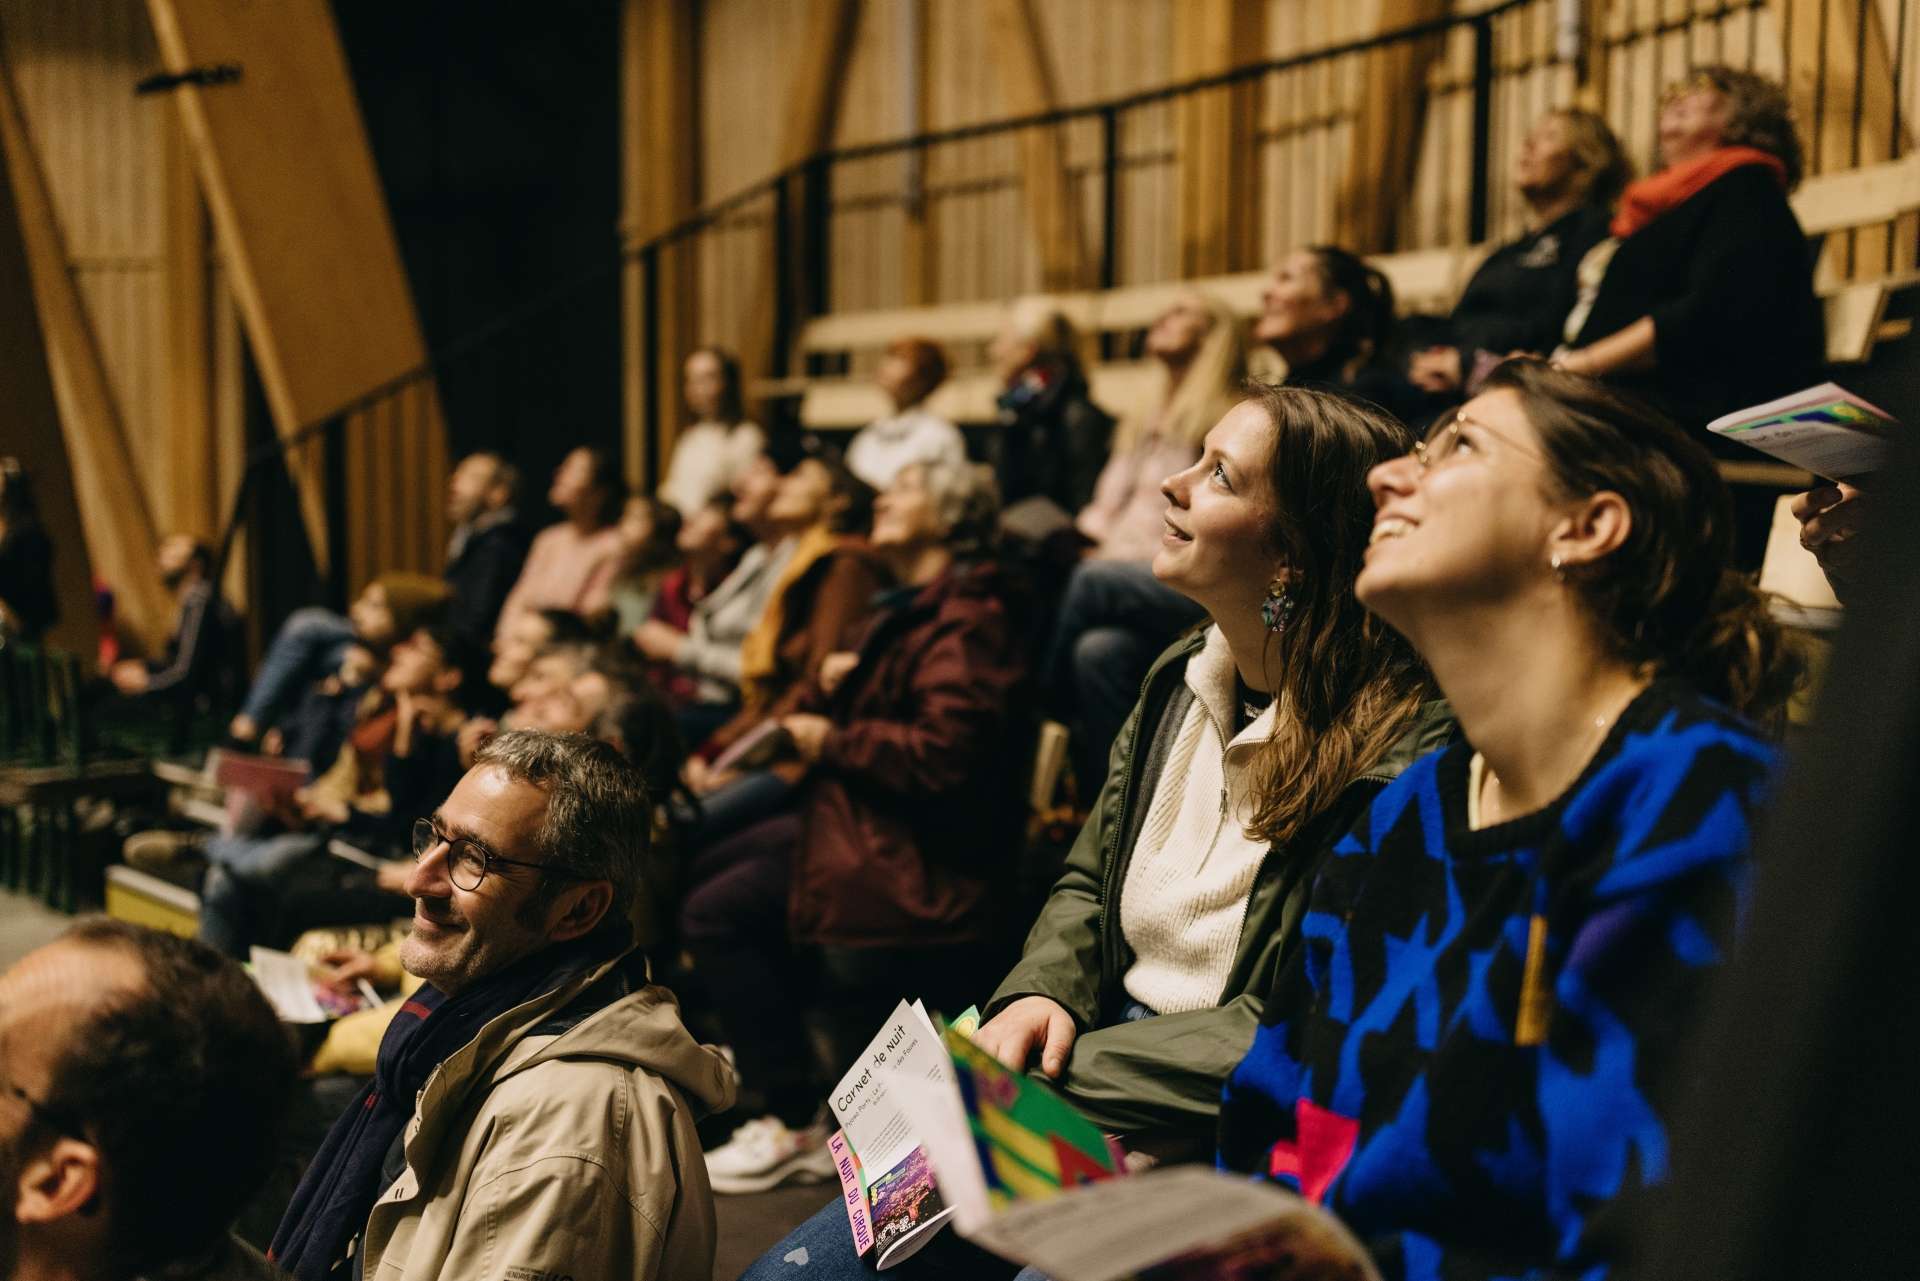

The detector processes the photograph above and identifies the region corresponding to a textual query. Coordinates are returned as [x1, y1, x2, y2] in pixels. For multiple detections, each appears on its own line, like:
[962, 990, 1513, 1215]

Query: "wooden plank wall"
[682, 0, 1920, 366]
[0, 0, 243, 649]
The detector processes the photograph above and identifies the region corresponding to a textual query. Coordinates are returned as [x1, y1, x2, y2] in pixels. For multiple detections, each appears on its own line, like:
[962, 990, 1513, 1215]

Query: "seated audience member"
[694, 461, 1029, 1193]
[633, 454, 793, 747]
[1049, 290, 1245, 793]
[104, 533, 236, 712]
[0, 918, 296, 1281]
[498, 639, 599, 728]
[604, 494, 684, 636]
[269, 641, 378, 774]
[842, 337, 966, 489]
[189, 625, 486, 956]
[0, 457, 56, 641]
[1560, 67, 1819, 431]
[1215, 362, 1799, 1278]
[487, 606, 595, 700]
[492, 446, 628, 640]
[682, 454, 886, 842]
[1408, 108, 1628, 398]
[1255, 245, 1421, 420]
[229, 573, 451, 753]
[1790, 480, 1868, 603]
[990, 296, 1114, 511]
[742, 389, 1451, 1274]
[270, 731, 735, 1281]
[441, 451, 530, 644]
[657, 346, 767, 515]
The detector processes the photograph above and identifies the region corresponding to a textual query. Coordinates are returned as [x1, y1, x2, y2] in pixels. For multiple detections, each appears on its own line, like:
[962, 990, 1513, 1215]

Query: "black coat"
[1451, 203, 1613, 358]
[1576, 164, 1824, 438]
[442, 515, 531, 643]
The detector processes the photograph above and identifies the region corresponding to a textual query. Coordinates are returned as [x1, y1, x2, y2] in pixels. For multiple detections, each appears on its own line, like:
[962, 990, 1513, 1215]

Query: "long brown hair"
[1482, 359, 1802, 722]
[1244, 384, 1435, 845]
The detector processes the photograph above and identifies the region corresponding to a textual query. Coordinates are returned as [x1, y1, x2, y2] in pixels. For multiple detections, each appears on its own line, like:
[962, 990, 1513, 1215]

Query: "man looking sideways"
[270, 729, 735, 1281]
[0, 919, 295, 1281]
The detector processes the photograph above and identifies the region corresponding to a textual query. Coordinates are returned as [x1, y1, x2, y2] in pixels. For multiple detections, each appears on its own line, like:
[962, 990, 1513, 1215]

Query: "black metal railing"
[221, 0, 1913, 609]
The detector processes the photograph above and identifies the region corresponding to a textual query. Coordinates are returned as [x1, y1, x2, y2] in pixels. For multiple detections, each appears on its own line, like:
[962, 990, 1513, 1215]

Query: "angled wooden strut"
[145, 0, 441, 581]
[0, 54, 170, 648]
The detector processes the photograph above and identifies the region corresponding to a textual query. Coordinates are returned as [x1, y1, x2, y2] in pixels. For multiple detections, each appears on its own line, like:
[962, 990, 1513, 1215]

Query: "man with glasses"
[270, 729, 734, 1281]
[0, 918, 295, 1281]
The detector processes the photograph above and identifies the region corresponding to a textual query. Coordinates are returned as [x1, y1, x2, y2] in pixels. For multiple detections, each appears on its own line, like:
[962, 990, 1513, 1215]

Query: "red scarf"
[1611, 146, 1788, 238]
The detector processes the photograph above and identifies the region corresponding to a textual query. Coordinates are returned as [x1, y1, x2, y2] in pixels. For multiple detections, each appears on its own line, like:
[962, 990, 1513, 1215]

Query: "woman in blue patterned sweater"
[1218, 360, 1801, 1279]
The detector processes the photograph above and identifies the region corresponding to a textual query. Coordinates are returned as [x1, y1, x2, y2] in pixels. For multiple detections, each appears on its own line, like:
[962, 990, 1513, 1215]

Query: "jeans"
[1043, 560, 1205, 797]
[738, 1197, 1042, 1280]
[239, 608, 357, 726]
[199, 831, 327, 957]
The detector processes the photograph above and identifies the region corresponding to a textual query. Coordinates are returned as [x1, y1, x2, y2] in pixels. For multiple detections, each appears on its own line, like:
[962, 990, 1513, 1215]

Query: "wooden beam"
[982, 0, 1090, 290]
[1173, 0, 1265, 277]
[622, 0, 702, 493]
[165, 113, 217, 540]
[0, 55, 170, 651]
[144, 0, 437, 577]
[0, 115, 99, 658]
[1333, 0, 1453, 254]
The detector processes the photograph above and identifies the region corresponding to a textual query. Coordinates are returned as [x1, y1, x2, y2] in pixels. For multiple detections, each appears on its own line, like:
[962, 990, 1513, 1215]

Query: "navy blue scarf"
[269, 929, 627, 1281]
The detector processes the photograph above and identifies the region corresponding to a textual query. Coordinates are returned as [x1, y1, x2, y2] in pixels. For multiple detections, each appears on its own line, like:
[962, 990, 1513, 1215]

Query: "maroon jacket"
[788, 560, 1030, 949]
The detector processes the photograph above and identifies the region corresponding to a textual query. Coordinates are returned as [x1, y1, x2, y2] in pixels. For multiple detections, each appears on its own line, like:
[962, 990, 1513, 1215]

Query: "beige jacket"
[358, 948, 736, 1281]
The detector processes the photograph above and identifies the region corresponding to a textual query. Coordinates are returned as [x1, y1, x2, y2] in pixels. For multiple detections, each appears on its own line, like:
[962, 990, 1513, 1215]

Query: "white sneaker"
[704, 1114, 836, 1195]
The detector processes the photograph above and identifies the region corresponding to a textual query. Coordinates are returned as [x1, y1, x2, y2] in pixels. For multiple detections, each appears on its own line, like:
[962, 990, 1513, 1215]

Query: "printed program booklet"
[1706, 382, 1900, 480]
[826, 999, 977, 1268]
[883, 1023, 1380, 1280]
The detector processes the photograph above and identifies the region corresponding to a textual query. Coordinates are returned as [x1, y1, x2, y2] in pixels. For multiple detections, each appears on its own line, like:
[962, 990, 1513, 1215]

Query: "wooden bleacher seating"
[766, 155, 1920, 449]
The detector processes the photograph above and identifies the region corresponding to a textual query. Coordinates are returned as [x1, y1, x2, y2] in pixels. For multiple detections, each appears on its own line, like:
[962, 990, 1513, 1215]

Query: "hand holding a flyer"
[1790, 481, 1869, 602]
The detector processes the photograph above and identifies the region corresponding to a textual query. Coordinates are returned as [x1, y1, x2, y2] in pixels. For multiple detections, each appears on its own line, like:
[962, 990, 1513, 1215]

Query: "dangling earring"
[1260, 579, 1296, 633]
[1550, 553, 1566, 583]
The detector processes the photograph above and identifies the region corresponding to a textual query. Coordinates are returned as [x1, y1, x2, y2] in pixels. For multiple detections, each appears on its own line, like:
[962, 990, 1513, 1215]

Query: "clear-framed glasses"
[1410, 411, 1546, 473]
[411, 817, 584, 893]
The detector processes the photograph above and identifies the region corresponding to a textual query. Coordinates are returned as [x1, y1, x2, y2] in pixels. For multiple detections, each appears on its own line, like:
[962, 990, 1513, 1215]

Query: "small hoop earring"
[1260, 580, 1296, 633]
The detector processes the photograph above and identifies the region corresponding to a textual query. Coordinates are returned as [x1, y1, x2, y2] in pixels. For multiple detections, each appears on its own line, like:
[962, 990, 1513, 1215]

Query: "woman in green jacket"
[743, 384, 1454, 1281]
[973, 383, 1454, 1150]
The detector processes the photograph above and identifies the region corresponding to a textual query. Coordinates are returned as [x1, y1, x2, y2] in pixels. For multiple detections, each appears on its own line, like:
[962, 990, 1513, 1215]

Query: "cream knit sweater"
[1118, 625, 1278, 1014]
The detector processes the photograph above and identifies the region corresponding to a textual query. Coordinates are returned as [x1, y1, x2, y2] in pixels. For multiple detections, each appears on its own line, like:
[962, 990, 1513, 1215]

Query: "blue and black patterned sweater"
[1218, 680, 1777, 1280]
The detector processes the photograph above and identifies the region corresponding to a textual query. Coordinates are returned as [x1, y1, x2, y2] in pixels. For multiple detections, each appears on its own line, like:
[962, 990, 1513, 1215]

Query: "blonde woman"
[1048, 290, 1247, 793]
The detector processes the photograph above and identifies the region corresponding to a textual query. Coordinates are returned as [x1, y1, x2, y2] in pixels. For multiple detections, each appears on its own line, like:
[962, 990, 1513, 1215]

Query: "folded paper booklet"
[246, 946, 374, 1024]
[1706, 382, 1900, 481]
[210, 749, 311, 833]
[827, 999, 981, 1269]
[887, 1025, 1379, 1281]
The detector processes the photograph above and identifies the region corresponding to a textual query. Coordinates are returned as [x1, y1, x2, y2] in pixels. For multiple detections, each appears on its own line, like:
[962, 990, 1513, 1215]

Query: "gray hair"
[914, 459, 1001, 557]
[471, 729, 649, 917]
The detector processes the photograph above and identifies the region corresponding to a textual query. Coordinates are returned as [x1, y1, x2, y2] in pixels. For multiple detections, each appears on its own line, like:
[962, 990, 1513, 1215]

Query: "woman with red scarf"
[1558, 67, 1821, 443]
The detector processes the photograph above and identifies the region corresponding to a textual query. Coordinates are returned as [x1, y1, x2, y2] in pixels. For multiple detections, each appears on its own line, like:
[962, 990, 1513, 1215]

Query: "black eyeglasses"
[410, 818, 588, 892]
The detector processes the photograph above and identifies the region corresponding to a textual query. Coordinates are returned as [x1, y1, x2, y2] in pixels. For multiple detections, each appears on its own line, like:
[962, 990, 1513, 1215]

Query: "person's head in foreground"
[1153, 384, 1435, 841]
[0, 919, 294, 1281]
[1359, 358, 1799, 728]
[401, 729, 644, 993]
[274, 728, 733, 1281]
